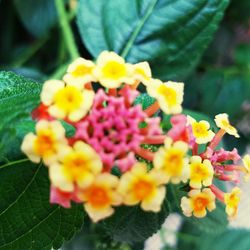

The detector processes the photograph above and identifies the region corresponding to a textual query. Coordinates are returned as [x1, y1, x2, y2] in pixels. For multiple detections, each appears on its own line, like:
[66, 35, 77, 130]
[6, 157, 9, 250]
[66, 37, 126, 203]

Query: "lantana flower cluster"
[21, 51, 249, 222]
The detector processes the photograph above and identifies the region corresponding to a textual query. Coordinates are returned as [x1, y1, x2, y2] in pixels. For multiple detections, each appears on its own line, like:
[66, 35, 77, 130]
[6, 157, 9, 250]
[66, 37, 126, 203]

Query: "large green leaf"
[200, 229, 250, 250]
[0, 71, 41, 161]
[184, 201, 228, 235]
[0, 161, 84, 250]
[13, 0, 57, 37]
[177, 222, 250, 250]
[77, 0, 229, 80]
[185, 71, 250, 119]
[102, 200, 169, 243]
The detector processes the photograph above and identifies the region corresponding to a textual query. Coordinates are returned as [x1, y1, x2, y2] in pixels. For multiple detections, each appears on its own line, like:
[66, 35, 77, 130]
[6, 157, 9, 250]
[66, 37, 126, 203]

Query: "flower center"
[157, 85, 177, 107]
[191, 163, 208, 180]
[54, 86, 83, 112]
[227, 193, 240, 207]
[72, 65, 92, 77]
[133, 179, 154, 200]
[102, 61, 126, 79]
[164, 149, 184, 175]
[193, 122, 208, 137]
[193, 196, 209, 211]
[34, 129, 56, 156]
[63, 152, 88, 180]
[88, 186, 111, 208]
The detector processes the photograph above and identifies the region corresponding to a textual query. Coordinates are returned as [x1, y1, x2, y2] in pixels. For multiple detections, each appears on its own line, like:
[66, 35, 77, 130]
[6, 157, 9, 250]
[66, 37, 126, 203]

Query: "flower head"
[224, 187, 241, 219]
[147, 80, 184, 114]
[49, 141, 102, 192]
[189, 156, 214, 189]
[93, 51, 132, 88]
[74, 87, 160, 172]
[243, 154, 250, 181]
[20, 51, 246, 224]
[63, 57, 96, 87]
[215, 113, 239, 138]
[41, 79, 94, 122]
[21, 120, 68, 165]
[187, 116, 215, 144]
[181, 188, 216, 218]
[78, 173, 122, 222]
[118, 163, 166, 212]
[153, 137, 189, 184]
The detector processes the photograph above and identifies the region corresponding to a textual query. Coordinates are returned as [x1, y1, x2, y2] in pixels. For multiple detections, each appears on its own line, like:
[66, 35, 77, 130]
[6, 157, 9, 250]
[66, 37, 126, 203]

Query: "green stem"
[50, 63, 69, 79]
[55, 0, 79, 60]
[0, 158, 29, 170]
[120, 0, 158, 58]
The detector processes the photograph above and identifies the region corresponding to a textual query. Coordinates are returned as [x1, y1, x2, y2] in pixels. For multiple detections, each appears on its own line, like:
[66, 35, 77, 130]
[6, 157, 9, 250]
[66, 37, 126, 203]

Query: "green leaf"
[0, 161, 84, 250]
[62, 220, 133, 250]
[200, 229, 250, 250]
[11, 67, 47, 82]
[0, 71, 42, 161]
[134, 93, 156, 110]
[77, 0, 229, 80]
[234, 44, 250, 68]
[184, 201, 228, 235]
[102, 201, 169, 244]
[177, 222, 250, 250]
[167, 184, 187, 213]
[186, 71, 250, 119]
[13, 0, 57, 37]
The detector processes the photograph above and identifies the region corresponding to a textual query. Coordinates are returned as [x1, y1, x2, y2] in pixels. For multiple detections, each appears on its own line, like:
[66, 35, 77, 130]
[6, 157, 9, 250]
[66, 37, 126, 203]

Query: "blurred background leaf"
[13, 0, 58, 38]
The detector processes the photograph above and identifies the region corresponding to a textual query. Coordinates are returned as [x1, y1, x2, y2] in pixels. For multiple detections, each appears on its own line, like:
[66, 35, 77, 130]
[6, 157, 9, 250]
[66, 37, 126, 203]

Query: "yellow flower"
[128, 62, 152, 85]
[243, 154, 250, 182]
[189, 156, 214, 189]
[93, 51, 132, 88]
[181, 188, 216, 218]
[118, 163, 166, 212]
[214, 113, 239, 138]
[147, 79, 184, 114]
[63, 57, 96, 87]
[21, 120, 68, 165]
[153, 137, 189, 184]
[187, 116, 215, 144]
[41, 79, 94, 122]
[49, 141, 102, 192]
[78, 173, 122, 222]
[224, 187, 241, 219]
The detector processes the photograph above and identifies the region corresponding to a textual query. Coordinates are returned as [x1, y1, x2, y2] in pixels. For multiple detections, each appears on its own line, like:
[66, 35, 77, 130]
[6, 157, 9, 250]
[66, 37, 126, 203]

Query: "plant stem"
[55, 0, 79, 60]
[0, 158, 29, 170]
[50, 63, 69, 79]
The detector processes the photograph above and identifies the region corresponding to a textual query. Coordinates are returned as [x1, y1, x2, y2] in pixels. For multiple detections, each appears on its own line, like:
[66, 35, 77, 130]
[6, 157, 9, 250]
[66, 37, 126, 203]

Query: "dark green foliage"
[102, 201, 169, 244]
[176, 221, 250, 250]
[77, 0, 229, 80]
[13, 0, 58, 38]
[0, 161, 84, 250]
[0, 71, 41, 161]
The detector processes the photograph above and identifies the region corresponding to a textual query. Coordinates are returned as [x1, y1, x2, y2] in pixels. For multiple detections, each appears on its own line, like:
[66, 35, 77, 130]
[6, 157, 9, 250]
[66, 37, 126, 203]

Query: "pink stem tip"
[135, 147, 154, 161]
[210, 184, 225, 203]
[145, 101, 160, 117]
[142, 135, 166, 145]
